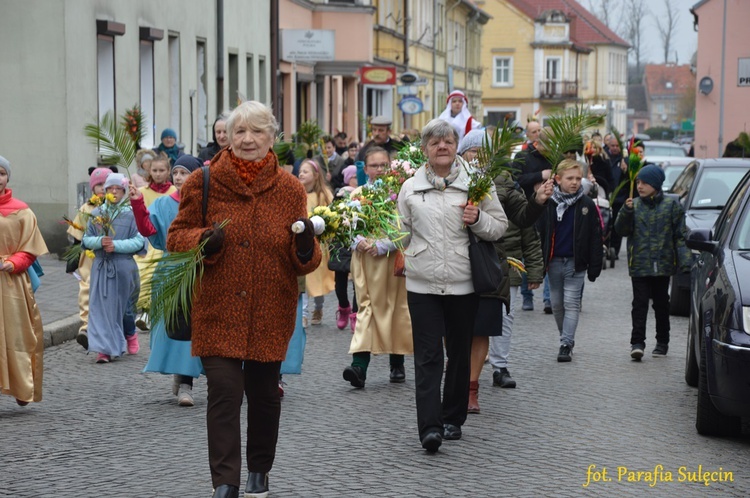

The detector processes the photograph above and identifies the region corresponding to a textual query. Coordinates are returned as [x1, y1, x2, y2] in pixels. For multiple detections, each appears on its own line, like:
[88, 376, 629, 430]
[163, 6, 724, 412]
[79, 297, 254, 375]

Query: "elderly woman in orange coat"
[167, 101, 321, 498]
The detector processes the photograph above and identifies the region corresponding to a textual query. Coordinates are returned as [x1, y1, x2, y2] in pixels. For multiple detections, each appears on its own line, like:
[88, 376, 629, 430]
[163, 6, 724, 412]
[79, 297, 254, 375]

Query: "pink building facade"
[278, 1, 375, 143]
[692, 0, 750, 158]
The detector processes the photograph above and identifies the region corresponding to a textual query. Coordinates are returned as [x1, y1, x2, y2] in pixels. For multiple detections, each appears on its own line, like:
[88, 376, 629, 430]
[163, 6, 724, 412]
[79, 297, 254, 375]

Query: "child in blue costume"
[130, 155, 205, 406]
[83, 174, 146, 363]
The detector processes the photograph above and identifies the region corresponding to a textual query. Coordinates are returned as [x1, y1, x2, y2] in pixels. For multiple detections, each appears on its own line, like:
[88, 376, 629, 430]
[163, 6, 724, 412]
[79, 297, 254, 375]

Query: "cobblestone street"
[2, 255, 750, 497]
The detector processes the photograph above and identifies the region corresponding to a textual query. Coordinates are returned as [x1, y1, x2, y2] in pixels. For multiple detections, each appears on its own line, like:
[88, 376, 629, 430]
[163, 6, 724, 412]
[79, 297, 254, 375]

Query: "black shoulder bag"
[166, 166, 210, 341]
[467, 228, 504, 294]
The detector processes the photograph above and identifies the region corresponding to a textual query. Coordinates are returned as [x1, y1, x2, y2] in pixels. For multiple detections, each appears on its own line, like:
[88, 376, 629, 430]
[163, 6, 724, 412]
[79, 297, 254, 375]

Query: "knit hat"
[0, 155, 10, 180]
[161, 128, 177, 140]
[89, 167, 112, 191]
[342, 165, 358, 185]
[172, 154, 202, 174]
[636, 164, 665, 191]
[458, 129, 486, 156]
[103, 173, 129, 191]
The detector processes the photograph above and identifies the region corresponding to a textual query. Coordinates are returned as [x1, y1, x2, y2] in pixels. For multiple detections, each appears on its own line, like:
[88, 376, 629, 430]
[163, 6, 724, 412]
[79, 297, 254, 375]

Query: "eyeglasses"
[366, 163, 389, 170]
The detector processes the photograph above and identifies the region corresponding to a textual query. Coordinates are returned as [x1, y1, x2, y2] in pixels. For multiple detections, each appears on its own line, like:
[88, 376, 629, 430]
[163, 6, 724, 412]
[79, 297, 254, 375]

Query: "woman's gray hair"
[421, 119, 459, 145]
[226, 101, 278, 141]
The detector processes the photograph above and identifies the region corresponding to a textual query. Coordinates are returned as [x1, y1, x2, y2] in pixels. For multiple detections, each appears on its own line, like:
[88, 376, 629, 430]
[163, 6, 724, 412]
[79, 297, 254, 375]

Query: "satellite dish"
[699, 76, 714, 95]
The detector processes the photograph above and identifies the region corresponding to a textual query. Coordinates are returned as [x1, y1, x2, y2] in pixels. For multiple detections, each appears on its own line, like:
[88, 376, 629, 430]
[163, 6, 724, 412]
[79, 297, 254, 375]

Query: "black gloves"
[201, 222, 226, 255]
[295, 218, 315, 256]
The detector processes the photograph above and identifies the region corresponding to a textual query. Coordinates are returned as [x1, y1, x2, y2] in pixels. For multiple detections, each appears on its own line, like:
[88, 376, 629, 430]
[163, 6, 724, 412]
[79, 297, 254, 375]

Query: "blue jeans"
[520, 272, 533, 299]
[547, 257, 585, 347]
[543, 274, 550, 304]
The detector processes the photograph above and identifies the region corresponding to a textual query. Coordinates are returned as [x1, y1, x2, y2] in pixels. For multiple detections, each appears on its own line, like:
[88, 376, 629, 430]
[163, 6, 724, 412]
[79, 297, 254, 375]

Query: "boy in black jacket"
[539, 159, 603, 362]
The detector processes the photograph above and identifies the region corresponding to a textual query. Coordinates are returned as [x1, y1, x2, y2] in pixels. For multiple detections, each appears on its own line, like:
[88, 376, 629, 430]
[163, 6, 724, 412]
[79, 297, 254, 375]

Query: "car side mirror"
[686, 228, 718, 253]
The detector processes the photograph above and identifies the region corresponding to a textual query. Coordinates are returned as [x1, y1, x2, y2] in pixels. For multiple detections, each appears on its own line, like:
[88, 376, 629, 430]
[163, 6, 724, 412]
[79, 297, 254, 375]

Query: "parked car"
[667, 158, 750, 315]
[684, 170, 750, 436]
[660, 158, 694, 192]
[643, 140, 687, 159]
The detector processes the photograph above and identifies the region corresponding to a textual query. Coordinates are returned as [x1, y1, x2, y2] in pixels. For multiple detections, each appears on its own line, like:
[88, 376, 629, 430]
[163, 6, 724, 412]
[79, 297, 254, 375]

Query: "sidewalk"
[34, 253, 82, 348]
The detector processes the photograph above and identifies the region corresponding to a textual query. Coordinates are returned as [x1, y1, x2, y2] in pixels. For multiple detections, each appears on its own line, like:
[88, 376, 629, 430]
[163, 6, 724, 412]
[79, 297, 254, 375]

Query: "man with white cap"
[438, 90, 482, 141]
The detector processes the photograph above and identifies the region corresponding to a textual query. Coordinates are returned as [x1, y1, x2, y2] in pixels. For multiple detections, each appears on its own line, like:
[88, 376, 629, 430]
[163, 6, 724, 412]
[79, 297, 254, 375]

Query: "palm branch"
[84, 111, 137, 178]
[477, 123, 523, 178]
[272, 133, 294, 159]
[536, 106, 606, 173]
[142, 219, 230, 332]
[62, 244, 83, 267]
[611, 126, 625, 154]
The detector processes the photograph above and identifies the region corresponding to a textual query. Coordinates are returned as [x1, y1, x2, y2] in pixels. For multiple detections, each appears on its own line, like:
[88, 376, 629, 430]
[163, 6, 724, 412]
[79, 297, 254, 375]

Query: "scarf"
[551, 185, 584, 221]
[158, 143, 181, 163]
[424, 162, 461, 191]
[229, 149, 275, 186]
[149, 181, 173, 194]
[0, 188, 28, 217]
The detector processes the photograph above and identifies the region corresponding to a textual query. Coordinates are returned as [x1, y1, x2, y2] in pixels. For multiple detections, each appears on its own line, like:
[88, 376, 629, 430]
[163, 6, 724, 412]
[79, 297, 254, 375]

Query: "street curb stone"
[43, 315, 81, 348]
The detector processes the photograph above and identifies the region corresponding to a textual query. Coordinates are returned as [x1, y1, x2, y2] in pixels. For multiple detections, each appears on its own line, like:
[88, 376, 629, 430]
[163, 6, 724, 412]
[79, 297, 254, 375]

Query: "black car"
[667, 158, 750, 315]
[684, 170, 750, 436]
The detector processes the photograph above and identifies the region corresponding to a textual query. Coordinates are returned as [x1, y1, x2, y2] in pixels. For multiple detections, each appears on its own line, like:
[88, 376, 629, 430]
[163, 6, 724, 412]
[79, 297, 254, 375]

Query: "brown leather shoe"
[468, 381, 480, 414]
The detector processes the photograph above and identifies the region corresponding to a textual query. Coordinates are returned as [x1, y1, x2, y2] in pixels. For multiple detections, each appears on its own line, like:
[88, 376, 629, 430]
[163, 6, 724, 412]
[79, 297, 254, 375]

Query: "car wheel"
[696, 336, 741, 436]
[669, 276, 689, 316]
[684, 313, 698, 387]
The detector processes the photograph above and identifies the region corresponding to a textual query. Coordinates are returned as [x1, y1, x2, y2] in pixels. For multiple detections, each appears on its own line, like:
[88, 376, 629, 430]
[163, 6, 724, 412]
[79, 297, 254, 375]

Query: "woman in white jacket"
[398, 119, 508, 452]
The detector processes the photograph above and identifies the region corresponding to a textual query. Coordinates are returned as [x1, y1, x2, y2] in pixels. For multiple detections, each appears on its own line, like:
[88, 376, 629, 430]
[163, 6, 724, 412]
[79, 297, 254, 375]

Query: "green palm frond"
[477, 123, 524, 178]
[142, 219, 230, 331]
[295, 120, 325, 148]
[62, 244, 83, 266]
[737, 132, 750, 153]
[536, 106, 606, 173]
[272, 134, 293, 159]
[84, 111, 137, 177]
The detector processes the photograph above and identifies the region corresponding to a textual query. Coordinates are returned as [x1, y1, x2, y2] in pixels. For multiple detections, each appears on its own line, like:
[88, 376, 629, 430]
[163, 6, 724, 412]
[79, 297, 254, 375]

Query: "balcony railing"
[539, 80, 578, 100]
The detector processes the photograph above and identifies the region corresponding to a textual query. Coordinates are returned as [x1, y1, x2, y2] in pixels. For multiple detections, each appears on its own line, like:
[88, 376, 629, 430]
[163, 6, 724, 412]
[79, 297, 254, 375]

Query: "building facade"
[478, 0, 629, 133]
[691, 0, 750, 158]
[0, 0, 271, 252]
[642, 63, 694, 136]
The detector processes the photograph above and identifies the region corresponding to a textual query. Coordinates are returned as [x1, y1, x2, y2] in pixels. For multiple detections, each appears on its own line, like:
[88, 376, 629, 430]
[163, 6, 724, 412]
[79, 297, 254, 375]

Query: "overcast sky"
[586, 0, 699, 65]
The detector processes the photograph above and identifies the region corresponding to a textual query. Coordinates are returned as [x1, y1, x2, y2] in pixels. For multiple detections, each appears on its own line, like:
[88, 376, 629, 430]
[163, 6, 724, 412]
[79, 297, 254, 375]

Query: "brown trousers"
[201, 357, 282, 488]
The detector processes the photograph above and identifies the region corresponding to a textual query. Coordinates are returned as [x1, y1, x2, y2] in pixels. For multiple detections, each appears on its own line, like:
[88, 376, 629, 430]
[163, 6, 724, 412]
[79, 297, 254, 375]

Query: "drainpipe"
[216, 0, 224, 113]
[432, 0, 437, 115]
[271, 0, 280, 119]
[717, 0, 727, 155]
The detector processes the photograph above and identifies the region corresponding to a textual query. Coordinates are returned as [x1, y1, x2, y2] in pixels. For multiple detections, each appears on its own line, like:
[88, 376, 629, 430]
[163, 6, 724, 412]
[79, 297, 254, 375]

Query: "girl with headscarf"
[130, 155, 205, 406]
[0, 155, 49, 406]
[438, 90, 482, 142]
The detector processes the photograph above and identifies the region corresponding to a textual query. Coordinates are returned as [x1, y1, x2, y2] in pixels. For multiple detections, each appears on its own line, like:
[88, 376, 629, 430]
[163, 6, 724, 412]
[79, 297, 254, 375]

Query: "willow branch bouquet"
[536, 106, 606, 174]
[464, 125, 522, 205]
[141, 219, 231, 332]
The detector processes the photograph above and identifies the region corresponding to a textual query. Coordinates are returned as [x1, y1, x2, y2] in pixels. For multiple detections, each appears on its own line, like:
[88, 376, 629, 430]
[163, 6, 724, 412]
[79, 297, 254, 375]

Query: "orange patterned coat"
[167, 149, 321, 361]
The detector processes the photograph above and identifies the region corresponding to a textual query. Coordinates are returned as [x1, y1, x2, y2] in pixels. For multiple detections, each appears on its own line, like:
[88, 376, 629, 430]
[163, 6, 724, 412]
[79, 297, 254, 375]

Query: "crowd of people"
[0, 94, 690, 497]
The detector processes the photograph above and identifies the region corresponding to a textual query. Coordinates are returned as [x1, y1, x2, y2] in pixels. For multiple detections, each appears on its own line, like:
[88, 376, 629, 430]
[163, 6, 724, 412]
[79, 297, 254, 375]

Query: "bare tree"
[624, 0, 649, 78]
[588, 0, 618, 30]
[655, 0, 679, 64]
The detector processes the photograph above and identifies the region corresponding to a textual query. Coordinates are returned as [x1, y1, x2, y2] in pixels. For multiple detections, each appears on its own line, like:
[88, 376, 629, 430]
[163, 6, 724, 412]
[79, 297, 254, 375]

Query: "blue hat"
[172, 154, 202, 174]
[161, 128, 177, 140]
[636, 164, 665, 191]
[0, 155, 10, 180]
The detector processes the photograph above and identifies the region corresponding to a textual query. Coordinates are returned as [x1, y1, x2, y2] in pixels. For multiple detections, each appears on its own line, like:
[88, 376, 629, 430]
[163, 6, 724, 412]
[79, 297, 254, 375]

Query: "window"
[168, 34, 181, 137]
[228, 52, 238, 109]
[411, 0, 434, 47]
[139, 40, 155, 148]
[448, 20, 465, 68]
[493, 57, 513, 86]
[97, 35, 115, 121]
[545, 57, 560, 81]
[378, 0, 399, 31]
[197, 40, 208, 144]
[246, 55, 254, 101]
[436, 2, 445, 52]
[258, 56, 267, 104]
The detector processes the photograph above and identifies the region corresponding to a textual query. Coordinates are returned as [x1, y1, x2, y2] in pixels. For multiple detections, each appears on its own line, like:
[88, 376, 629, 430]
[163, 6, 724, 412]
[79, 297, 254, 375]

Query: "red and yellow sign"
[360, 66, 396, 85]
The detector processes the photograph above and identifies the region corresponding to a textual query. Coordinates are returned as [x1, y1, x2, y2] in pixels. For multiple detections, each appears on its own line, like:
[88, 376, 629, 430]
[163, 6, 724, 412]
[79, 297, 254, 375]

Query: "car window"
[690, 168, 750, 209]
[663, 165, 687, 191]
[722, 178, 750, 251]
[670, 163, 696, 198]
[717, 176, 750, 244]
[646, 145, 686, 157]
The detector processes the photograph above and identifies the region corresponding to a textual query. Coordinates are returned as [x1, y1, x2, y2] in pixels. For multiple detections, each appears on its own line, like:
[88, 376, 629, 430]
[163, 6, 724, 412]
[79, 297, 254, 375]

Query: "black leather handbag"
[467, 228, 504, 294]
[166, 166, 209, 341]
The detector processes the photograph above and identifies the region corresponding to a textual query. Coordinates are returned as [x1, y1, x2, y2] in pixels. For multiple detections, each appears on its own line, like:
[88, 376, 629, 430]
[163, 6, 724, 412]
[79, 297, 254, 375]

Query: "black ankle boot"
[245, 472, 269, 497]
[212, 484, 239, 498]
